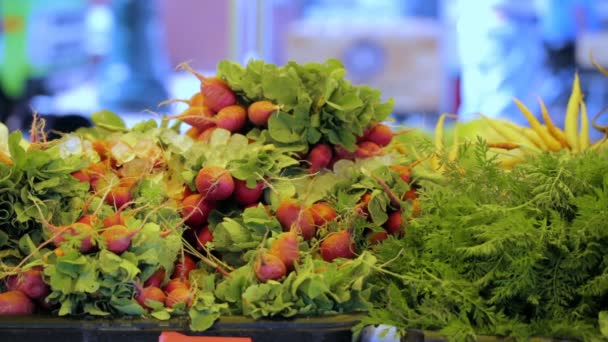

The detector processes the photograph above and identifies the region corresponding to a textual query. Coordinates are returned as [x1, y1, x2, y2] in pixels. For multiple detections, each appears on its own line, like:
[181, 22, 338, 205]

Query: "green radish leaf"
[91, 110, 127, 131]
[600, 311, 608, 337]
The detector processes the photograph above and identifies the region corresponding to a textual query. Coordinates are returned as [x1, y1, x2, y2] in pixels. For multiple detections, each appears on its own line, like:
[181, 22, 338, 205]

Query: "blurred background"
[0, 0, 607, 136]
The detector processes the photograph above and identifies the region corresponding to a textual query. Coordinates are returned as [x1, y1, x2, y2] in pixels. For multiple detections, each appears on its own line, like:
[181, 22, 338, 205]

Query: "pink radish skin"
[275, 200, 316, 241]
[171, 255, 197, 280]
[46, 222, 95, 253]
[144, 267, 166, 288]
[247, 100, 278, 126]
[367, 231, 389, 244]
[254, 253, 287, 283]
[268, 230, 299, 272]
[310, 202, 338, 227]
[181, 194, 215, 227]
[165, 287, 192, 308]
[197, 126, 219, 142]
[233, 179, 264, 206]
[355, 141, 382, 158]
[6, 269, 50, 300]
[200, 78, 236, 112]
[307, 144, 333, 173]
[168, 106, 216, 130]
[105, 186, 132, 208]
[101, 225, 140, 254]
[102, 201, 133, 227]
[214, 105, 247, 132]
[0, 291, 35, 315]
[385, 211, 405, 237]
[195, 166, 235, 201]
[333, 145, 356, 161]
[195, 226, 214, 250]
[71, 170, 90, 183]
[164, 279, 190, 294]
[136, 286, 166, 310]
[320, 230, 356, 262]
[365, 123, 393, 147]
[179, 63, 237, 112]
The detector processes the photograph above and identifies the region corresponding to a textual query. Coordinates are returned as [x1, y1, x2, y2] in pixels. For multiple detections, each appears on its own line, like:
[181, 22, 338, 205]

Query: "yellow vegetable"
[579, 101, 590, 151]
[537, 96, 569, 149]
[564, 73, 582, 152]
[513, 98, 562, 151]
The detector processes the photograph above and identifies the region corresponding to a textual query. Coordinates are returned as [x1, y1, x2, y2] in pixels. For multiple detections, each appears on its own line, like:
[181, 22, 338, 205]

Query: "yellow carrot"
[579, 101, 590, 151]
[590, 136, 608, 151]
[448, 121, 459, 162]
[487, 142, 520, 150]
[513, 98, 562, 151]
[480, 115, 540, 151]
[564, 73, 582, 152]
[591, 51, 608, 77]
[432, 113, 457, 171]
[537, 96, 569, 149]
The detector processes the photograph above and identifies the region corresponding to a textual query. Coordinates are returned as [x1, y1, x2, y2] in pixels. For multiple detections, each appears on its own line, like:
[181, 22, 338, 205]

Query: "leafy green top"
[218, 59, 394, 151]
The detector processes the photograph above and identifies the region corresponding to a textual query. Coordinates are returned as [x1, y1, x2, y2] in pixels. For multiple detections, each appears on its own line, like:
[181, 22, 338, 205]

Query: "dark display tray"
[0, 314, 362, 342]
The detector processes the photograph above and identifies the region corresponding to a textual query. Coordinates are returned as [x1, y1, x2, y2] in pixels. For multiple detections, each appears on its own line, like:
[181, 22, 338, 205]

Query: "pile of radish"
[0, 59, 422, 329]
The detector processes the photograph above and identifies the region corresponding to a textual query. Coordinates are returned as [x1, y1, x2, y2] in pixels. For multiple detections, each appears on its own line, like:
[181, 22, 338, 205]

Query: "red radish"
[171, 255, 197, 280]
[189, 92, 205, 107]
[87, 161, 110, 184]
[214, 105, 247, 132]
[71, 170, 90, 183]
[168, 106, 216, 130]
[247, 100, 278, 126]
[197, 126, 219, 142]
[46, 222, 95, 253]
[195, 166, 235, 201]
[164, 278, 191, 293]
[355, 192, 372, 217]
[78, 214, 96, 226]
[101, 225, 140, 254]
[144, 267, 166, 288]
[178, 63, 237, 112]
[385, 211, 405, 237]
[275, 200, 316, 241]
[103, 212, 125, 227]
[0, 291, 35, 315]
[403, 187, 418, 201]
[119, 176, 139, 190]
[254, 253, 287, 283]
[92, 141, 111, 160]
[105, 186, 132, 208]
[199, 79, 236, 112]
[320, 230, 355, 262]
[333, 145, 356, 161]
[181, 194, 215, 226]
[136, 286, 166, 310]
[268, 230, 299, 271]
[307, 144, 333, 173]
[185, 126, 202, 139]
[367, 231, 388, 244]
[165, 287, 192, 308]
[233, 179, 264, 206]
[365, 123, 393, 147]
[5, 269, 50, 300]
[391, 165, 412, 184]
[355, 141, 382, 158]
[310, 202, 338, 227]
[195, 226, 214, 250]
[102, 201, 133, 227]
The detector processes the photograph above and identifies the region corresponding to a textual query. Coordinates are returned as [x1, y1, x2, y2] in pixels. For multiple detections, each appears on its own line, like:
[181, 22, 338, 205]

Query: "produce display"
[0, 58, 608, 341]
